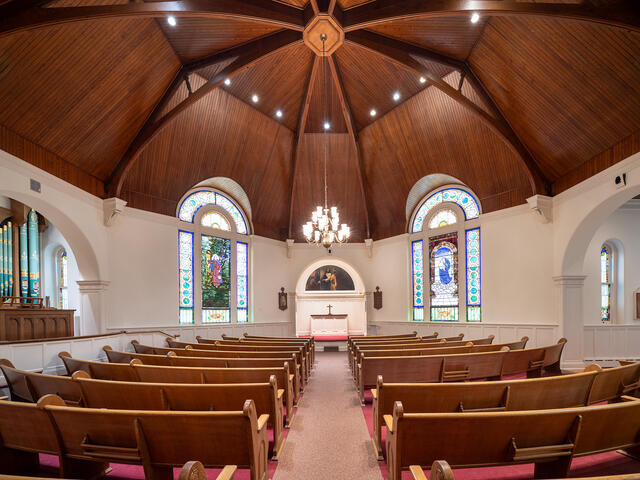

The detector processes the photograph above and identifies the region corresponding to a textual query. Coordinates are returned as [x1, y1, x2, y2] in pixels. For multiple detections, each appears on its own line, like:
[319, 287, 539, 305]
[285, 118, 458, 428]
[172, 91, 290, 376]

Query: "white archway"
[295, 257, 367, 337]
[554, 151, 640, 367]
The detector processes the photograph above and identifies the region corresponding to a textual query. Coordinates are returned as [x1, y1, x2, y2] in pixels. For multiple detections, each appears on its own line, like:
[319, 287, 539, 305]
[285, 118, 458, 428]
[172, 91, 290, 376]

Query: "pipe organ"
[1, 207, 74, 341]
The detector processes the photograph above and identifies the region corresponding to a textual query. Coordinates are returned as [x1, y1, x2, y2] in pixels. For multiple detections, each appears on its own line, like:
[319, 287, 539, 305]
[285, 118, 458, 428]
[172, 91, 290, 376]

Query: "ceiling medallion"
[303, 13, 344, 56]
[303, 35, 350, 249]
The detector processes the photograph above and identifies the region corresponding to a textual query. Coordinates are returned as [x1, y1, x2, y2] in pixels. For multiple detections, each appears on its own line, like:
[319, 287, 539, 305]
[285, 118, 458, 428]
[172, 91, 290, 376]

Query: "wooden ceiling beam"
[327, 55, 371, 239]
[346, 30, 550, 195]
[341, 0, 640, 34]
[288, 56, 320, 239]
[107, 30, 303, 197]
[0, 0, 305, 38]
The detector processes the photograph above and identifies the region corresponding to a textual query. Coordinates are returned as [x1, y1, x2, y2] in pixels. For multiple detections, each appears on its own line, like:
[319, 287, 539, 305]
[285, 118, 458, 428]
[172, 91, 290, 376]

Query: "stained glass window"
[412, 188, 480, 233]
[466, 228, 481, 322]
[178, 190, 248, 234]
[201, 212, 231, 231]
[430, 232, 459, 321]
[237, 241, 248, 323]
[202, 235, 231, 323]
[601, 245, 611, 323]
[179, 230, 194, 324]
[412, 240, 424, 321]
[428, 209, 457, 229]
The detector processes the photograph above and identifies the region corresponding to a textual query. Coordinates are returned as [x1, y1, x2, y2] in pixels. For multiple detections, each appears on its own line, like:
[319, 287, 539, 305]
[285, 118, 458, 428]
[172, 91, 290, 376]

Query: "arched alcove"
[295, 257, 366, 337]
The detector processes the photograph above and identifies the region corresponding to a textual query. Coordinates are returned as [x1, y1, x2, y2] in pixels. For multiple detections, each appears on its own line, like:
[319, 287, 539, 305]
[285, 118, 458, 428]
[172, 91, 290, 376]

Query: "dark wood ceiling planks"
[121, 88, 294, 240]
[0, 3, 639, 241]
[470, 16, 640, 182]
[291, 133, 367, 242]
[359, 84, 533, 239]
[0, 17, 179, 180]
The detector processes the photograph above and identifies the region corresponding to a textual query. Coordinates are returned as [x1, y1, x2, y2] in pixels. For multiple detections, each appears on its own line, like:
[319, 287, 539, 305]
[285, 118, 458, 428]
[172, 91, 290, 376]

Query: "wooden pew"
[214, 335, 315, 366]
[356, 349, 511, 404]
[349, 335, 495, 372]
[371, 370, 600, 459]
[587, 361, 640, 403]
[131, 363, 296, 428]
[351, 337, 526, 374]
[409, 460, 640, 480]
[111, 347, 302, 404]
[0, 461, 238, 480]
[347, 332, 419, 345]
[500, 339, 567, 377]
[76, 376, 286, 460]
[0, 360, 83, 406]
[58, 352, 139, 381]
[385, 398, 640, 480]
[190, 337, 314, 374]
[43, 395, 270, 480]
[133, 341, 308, 387]
[0, 396, 107, 478]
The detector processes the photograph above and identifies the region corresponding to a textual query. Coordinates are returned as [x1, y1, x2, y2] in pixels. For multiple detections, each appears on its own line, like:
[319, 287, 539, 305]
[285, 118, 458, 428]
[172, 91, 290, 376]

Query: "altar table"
[310, 314, 348, 336]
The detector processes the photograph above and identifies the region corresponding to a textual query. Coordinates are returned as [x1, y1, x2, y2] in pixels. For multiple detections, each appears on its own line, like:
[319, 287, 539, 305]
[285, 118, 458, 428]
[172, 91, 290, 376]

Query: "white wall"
[41, 222, 81, 318]
[583, 202, 640, 325]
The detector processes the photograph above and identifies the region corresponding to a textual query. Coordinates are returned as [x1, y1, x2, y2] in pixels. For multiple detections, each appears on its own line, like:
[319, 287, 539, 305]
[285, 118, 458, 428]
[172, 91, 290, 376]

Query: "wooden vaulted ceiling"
[0, 0, 639, 242]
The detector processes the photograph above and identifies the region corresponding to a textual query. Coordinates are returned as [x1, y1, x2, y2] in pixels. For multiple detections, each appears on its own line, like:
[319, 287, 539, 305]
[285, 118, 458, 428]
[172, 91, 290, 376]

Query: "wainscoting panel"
[584, 325, 640, 362]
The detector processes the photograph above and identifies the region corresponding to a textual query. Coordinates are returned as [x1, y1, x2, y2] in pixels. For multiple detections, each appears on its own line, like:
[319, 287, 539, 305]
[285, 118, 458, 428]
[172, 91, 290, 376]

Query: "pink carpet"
[359, 392, 640, 479]
[38, 424, 289, 479]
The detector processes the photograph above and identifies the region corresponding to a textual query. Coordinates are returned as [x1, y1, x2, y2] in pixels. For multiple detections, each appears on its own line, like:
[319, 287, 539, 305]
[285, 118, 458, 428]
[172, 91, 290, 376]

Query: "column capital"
[553, 275, 587, 286]
[76, 280, 110, 293]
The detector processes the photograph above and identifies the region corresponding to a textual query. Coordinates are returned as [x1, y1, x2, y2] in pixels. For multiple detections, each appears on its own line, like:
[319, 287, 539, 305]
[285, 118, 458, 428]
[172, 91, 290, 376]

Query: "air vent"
[30, 179, 41, 193]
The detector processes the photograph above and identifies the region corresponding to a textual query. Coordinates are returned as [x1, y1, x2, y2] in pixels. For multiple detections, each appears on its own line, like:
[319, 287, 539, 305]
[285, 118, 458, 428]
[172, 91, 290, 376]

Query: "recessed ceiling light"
[275, 109, 283, 118]
[392, 91, 401, 101]
[370, 109, 377, 117]
[167, 16, 177, 26]
[470, 12, 480, 24]
[251, 94, 259, 103]
[323, 121, 331, 130]
[224, 78, 231, 86]
[419, 76, 426, 84]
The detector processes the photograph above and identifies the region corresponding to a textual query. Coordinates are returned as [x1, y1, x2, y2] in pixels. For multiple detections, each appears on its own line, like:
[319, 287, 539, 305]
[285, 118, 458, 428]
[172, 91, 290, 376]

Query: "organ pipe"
[27, 209, 40, 298]
[20, 223, 28, 297]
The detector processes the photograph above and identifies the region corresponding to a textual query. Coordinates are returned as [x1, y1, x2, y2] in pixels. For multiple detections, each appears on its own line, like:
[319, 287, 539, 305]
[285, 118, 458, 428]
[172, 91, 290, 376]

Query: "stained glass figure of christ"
[429, 232, 459, 321]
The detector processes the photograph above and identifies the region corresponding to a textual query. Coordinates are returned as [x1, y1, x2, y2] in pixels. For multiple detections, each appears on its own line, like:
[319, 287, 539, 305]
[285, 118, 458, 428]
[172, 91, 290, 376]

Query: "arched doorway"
[295, 258, 366, 337]
[555, 151, 640, 367]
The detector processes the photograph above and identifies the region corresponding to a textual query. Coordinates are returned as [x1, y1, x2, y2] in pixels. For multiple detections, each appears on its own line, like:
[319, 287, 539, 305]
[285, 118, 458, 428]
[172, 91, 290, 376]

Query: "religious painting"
[305, 265, 355, 291]
[201, 235, 231, 310]
[429, 232, 459, 321]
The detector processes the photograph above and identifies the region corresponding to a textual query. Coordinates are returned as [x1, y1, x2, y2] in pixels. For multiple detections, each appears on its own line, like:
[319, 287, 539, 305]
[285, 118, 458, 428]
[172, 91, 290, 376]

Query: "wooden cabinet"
[0, 309, 74, 341]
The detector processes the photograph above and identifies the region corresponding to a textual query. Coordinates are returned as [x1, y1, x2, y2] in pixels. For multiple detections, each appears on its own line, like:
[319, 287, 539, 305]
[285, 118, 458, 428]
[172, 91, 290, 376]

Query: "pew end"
[178, 461, 239, 480]
[409, 461, 455, 480]
[0, 359, 15, 368]
[71, 370, 91, 380]
[102, 345, 112, 352]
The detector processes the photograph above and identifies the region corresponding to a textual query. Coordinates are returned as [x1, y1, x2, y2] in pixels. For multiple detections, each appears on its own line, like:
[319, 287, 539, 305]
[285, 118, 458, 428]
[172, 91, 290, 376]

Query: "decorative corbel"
[365, 238, 373, 258]
[103, 198, 127, 227]
[286, 238, 295, 258]
[526, 195, 553, 224]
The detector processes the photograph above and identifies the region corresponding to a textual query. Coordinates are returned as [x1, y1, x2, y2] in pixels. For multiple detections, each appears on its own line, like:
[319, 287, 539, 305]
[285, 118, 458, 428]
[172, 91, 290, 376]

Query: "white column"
[553, 275, 586, 370]
[76, 280, 110, 335]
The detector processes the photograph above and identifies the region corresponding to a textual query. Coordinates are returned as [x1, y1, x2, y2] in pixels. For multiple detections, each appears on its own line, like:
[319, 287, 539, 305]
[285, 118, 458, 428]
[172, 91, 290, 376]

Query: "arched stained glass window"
[177, 188, 250, 325]
[178, 190, 248, 234]
[411, 188, 480, 233]
[409, 186, 481, 322]
[601, 245, 611, 323]
[201, 212, 231, 231]
[428, 209, 457, 229]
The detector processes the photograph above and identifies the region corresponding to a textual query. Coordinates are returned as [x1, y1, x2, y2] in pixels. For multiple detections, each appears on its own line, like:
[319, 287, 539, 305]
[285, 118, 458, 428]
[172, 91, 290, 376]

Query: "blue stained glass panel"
[412, 240, 424, 321]
[412, 188, 480, 232]
[430, 232, 459, 321]
[237, 241, 249, 323]
[465, 228, 481, 322]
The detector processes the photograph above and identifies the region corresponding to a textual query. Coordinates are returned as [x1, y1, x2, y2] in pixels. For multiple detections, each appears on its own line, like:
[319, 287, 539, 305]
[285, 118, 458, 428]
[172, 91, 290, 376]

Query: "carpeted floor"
[273, 351, 383, 480]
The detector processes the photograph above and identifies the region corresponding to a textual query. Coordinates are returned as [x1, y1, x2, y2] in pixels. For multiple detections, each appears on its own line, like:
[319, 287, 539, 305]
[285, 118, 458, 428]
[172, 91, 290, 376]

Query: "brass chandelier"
[303, 34, 350, 249]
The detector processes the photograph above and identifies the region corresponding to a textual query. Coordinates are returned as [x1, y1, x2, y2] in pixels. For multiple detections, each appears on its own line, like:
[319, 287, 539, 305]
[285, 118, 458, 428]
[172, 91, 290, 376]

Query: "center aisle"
[273, 351, 383, 480]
